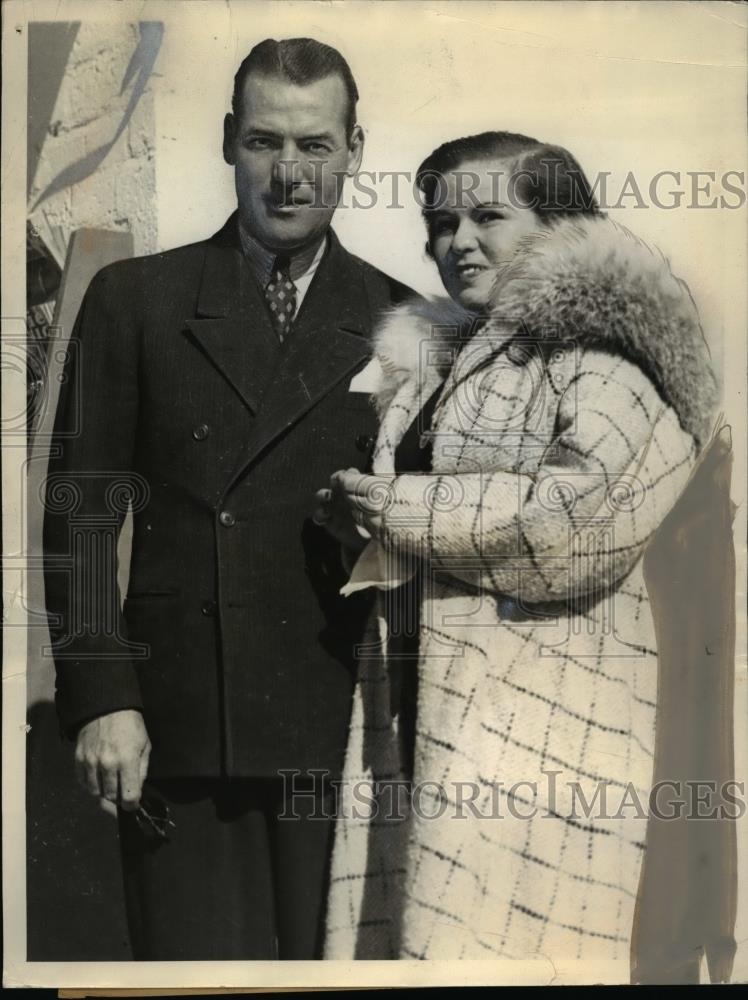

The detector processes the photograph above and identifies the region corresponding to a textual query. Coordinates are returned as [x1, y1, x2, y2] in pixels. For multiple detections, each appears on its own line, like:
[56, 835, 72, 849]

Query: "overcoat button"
[219, 510, 236, 527]
[201, 600, 217, 617]
[355, 433, 374, 452]
[192, 423, 210, 441]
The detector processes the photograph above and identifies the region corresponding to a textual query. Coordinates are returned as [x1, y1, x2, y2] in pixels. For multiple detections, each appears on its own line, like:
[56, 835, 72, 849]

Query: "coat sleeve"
[43, 264, 144, 736]
[375, 351, 700, 604]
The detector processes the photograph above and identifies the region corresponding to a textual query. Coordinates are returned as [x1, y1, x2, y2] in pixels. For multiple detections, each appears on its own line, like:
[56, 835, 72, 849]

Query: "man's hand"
[75, 709, 151, 812]
[312, 472, 369, 552]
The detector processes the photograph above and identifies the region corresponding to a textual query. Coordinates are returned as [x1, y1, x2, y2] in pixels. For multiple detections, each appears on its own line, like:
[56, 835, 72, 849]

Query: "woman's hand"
[312, 476, 368, 552]
[329, 468, 393, 538]
[312, 468, 394, 549]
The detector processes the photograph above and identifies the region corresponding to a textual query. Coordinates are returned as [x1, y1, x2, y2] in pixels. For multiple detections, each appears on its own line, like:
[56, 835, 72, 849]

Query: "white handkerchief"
[348, 355, 383, 394]
[340, 539, 418, 596]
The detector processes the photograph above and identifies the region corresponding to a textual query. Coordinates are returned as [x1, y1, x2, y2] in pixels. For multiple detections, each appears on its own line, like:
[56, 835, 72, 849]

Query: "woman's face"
[428, 158, 544, 311]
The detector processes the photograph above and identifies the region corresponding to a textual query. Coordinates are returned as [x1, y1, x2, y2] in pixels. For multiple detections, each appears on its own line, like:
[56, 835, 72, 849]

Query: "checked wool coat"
[324, 215, 719, 963]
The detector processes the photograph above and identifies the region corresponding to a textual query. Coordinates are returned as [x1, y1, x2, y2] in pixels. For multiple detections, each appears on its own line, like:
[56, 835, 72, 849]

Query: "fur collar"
[371, 215, 717, 449]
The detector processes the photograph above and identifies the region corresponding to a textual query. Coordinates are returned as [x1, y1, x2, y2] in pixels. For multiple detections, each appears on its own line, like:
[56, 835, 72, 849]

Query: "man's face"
[223, 72, 363, 252]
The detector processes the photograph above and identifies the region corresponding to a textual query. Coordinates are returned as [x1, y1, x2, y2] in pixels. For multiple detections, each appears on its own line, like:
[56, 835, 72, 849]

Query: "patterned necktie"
[265, 256, 297, 343]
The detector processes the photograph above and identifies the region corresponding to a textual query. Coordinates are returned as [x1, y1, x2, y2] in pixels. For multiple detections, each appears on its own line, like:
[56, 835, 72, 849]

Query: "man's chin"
[252, 215, 327, 253]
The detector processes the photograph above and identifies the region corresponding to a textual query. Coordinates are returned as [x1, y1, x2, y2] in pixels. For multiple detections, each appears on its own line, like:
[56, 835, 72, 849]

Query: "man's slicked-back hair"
[231, 37, 360, 137]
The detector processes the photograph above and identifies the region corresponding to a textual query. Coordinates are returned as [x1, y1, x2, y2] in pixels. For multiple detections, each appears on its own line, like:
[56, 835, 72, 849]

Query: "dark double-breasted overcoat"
[44, 213, 412, 778]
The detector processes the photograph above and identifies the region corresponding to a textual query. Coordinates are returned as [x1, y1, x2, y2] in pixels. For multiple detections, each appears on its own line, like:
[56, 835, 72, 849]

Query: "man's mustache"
[264, 185, 315, 207]
[264, 174, 347, 208]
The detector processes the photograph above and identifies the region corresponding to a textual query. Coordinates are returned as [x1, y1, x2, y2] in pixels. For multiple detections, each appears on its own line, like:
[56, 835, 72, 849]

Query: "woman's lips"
[455, 263, 489, 282]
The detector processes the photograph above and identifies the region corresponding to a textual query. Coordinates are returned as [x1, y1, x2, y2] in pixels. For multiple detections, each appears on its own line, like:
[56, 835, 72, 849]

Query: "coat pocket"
[123, 591, 180, 622]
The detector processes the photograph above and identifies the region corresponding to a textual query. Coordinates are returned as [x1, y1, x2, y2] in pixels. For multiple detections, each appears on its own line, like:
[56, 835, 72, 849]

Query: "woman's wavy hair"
[416, 131, 602, 248]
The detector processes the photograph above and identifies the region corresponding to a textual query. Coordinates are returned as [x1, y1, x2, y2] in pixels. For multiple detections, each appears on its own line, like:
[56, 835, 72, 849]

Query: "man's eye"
[477, 211, 504, 224]
[304, 142, 331, 155]
[245, 137, 275, 151]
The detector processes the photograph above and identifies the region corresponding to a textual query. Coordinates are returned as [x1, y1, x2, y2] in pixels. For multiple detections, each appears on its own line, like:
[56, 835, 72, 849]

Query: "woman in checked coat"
[316, 132, 718, 964]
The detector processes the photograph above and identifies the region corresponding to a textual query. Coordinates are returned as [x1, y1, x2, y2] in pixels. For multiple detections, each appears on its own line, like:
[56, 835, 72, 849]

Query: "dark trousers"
[117, 775, 336, 960]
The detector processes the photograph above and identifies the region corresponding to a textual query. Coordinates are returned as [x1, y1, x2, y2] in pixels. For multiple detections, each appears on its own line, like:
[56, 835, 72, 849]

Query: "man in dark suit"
[43, 37, 411, 960]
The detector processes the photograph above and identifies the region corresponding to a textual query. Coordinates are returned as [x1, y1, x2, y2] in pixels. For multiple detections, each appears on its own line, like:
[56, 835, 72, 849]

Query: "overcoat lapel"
[223, 231, 373, 491]
[184, 214, 280, 414]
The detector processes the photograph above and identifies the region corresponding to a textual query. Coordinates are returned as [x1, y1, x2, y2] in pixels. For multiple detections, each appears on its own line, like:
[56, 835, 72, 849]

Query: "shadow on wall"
[27, 700, 130, 961]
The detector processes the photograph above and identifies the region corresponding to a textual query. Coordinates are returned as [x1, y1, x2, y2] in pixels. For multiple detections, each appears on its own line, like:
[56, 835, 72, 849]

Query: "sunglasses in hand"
[131, 792, 176, 843]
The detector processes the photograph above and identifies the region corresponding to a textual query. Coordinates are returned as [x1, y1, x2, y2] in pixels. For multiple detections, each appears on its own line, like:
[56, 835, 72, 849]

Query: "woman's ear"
[424, 240, 434, 260]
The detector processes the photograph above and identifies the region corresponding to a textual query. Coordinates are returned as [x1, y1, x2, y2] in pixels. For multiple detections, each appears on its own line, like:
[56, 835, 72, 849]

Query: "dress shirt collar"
[238, 221, 327, 286]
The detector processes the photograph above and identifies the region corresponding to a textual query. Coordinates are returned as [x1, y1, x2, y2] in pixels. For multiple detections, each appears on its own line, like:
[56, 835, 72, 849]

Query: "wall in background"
[28, 20, 158, 265]
[25, 18, 161, 961]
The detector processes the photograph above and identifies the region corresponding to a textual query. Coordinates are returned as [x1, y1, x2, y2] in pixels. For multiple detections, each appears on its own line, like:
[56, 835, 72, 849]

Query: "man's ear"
[345, 124, 364, 176]
[223, 113, 236, 166]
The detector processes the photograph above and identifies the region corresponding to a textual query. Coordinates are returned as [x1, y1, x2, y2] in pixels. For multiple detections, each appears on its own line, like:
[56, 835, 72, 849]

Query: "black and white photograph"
[2, 0, 747, 989]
